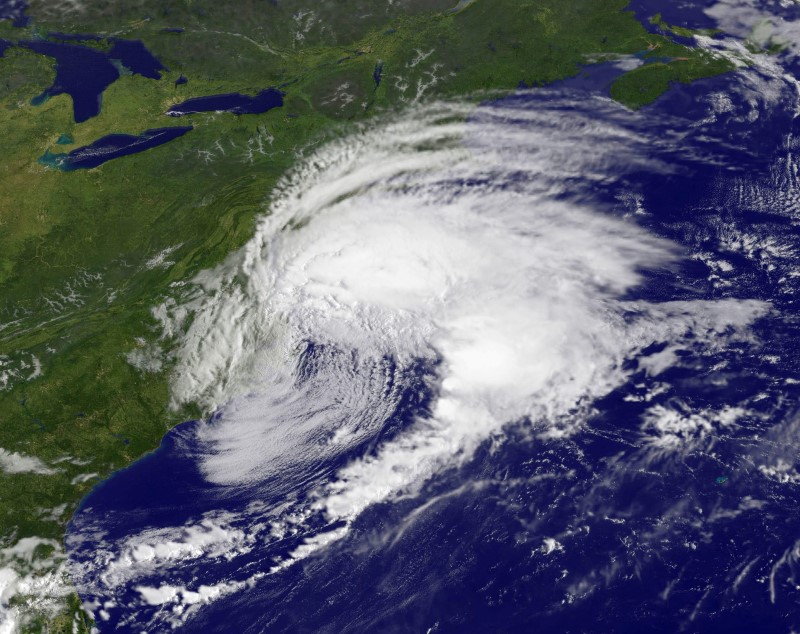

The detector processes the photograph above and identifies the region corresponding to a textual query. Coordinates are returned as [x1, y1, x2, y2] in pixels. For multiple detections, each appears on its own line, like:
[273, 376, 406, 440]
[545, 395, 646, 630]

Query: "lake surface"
[7, 30, 281, 131]
[167, 88, 283, 116]
[108, 39, 167, 79]
[22, 37, 167, 122]
[24, 40, 120, 123]
[40, 126, 193, 170]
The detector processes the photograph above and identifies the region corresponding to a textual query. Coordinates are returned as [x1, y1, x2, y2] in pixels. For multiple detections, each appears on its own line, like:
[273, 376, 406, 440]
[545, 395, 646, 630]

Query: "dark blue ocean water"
[66, 5, 800, 634]
[0, 0, 28, 27]
[628, 0, 720, 31]
[46, 33, 104, 42]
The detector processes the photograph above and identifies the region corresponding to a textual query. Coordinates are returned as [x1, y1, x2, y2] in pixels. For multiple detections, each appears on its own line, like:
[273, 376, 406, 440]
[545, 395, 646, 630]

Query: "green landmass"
[610, 43, 735, 109]
[0, 0, 738, 630]
[648, 12, 722, 38]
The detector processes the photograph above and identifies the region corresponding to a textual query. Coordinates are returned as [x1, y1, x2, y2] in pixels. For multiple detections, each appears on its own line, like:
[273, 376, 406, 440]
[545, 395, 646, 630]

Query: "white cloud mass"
[69, 94, 773, 632]
[155, 97, 767, 568]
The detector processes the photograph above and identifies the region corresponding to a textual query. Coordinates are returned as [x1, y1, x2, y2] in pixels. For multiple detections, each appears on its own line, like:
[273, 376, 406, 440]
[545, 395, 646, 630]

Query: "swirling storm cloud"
[68, 92, 790, 633]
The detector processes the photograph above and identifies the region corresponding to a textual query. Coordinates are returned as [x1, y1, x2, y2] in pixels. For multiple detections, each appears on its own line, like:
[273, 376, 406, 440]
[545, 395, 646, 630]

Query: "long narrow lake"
[40, 126, 193, 170]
